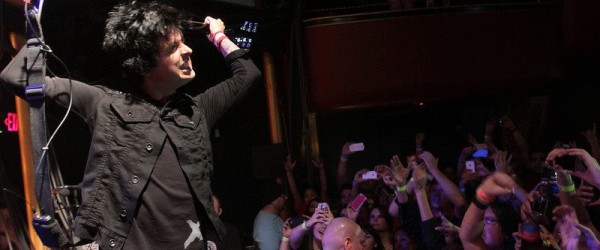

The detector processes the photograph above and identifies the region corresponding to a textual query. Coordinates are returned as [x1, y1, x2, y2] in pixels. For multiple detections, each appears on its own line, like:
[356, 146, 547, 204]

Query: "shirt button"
[127, 110, 133, 117]
[131, 176, 139, 184]
[120, 209, 127, 218]
[109, 239, 116, 247]
[145, 143, 153, 152]
[189, 120, 194, 125]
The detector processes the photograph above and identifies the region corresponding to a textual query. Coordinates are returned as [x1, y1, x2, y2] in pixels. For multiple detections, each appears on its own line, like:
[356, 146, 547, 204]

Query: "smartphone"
[362, 171, 378, 180]
[532, 196, 548, 215]
[317, 202, 329, 212]
[349, 193, 367, 211]
[349, 143, 365, 152]
[465, 160, 476, 173]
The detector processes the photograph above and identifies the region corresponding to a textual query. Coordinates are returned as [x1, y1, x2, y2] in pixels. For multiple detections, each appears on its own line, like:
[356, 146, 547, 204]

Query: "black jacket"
[1, 46, 261, 249]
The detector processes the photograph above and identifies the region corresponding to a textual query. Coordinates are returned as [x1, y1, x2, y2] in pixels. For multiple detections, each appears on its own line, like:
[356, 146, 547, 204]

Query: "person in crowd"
[322, 217, 364, 250]
[285, 155, 329, 217]
[385, 154, 429, 249]
[254, 181, 288, 250]
[205, 195, 242, 250]
[392, 228, 416, 250]
[361, 225, 384, 250]
[0, 1, 260, 248]
[368, 207, 394, 250]
[335, 184, 354, 217]
[287, 201, 334, 250]
[459, 172, 527, 249]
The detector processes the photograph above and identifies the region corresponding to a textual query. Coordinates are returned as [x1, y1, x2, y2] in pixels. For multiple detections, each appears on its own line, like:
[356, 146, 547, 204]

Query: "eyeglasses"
[484, 217, 499, 225]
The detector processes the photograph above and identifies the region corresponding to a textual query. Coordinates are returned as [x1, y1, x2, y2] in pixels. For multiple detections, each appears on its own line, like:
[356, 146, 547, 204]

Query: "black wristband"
[472, 198, 488, 210]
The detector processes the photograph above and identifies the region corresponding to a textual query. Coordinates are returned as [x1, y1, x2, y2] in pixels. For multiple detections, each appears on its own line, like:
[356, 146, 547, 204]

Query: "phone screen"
[465, 160, 476, 173]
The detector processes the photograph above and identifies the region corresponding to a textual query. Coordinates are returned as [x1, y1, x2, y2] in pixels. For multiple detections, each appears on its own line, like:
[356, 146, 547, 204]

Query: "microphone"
[181, 20, 208, 32]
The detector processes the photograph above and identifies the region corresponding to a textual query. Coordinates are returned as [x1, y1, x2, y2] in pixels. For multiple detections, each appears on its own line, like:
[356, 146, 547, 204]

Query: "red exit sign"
[3, 112, 18, 132]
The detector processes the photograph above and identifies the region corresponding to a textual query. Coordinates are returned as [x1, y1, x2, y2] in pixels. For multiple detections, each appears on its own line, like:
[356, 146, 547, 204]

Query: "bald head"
[322, 217, 363, 250]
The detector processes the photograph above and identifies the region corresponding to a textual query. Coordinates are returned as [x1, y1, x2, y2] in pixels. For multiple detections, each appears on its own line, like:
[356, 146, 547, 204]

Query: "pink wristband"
[476, 188, 495, 203]
[210, 31, 224, 42]
[216, 35, 228, 49]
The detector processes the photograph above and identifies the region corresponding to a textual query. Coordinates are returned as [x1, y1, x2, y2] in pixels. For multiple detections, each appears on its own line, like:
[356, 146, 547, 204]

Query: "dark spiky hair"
[102, 1, 183, 75]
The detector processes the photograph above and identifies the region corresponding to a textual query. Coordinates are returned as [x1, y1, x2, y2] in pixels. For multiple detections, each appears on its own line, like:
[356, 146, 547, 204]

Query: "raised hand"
[572, 221, 600, 250]
[576, 180, 600, 206]
[284, 155, 297, 173]
[341, 142, 359, 156]
[419, 151, 439, 171]
[312, 157, 324, 169]
[283, 218, 293, 238]
[565, 148, 600, 189]
[354, 169, 369, 183]
[493, 150, 511, 174]
[478, 172, 519, 199]
[382, 173, 398, 188]
[390, 155, 411, 186]
[552, 205, 580, 250]
[305, 208, 330, 229]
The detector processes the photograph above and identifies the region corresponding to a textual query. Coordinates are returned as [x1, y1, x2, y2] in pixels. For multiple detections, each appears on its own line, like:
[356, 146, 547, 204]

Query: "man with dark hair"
[0, 1, 260, 249]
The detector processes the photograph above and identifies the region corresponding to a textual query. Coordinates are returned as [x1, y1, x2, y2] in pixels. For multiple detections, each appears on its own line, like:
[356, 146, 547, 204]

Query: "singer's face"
[146, 30, 195, 89]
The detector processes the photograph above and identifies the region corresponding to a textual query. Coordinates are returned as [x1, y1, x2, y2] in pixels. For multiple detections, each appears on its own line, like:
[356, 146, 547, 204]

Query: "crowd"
[252, 117, 600, 250]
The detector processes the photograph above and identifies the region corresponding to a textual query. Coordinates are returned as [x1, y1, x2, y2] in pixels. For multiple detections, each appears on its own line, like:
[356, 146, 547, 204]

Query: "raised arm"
[566, 148, 600, 189]
[500, 116, 530, 164]
[288, 209, 328, 250]
[200, 18, 261, 127]
[385, 155, 411, 217]
[284, 155, 304, 215]
[548, 153, 600, 239]
[337, 142, 357, 187]
[312, 157, 329, 202]
[412, 163, 433, 221]
[420, 151, 466, 209]
[279, 219, 292, 250]
[459, 172, 522, 249]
